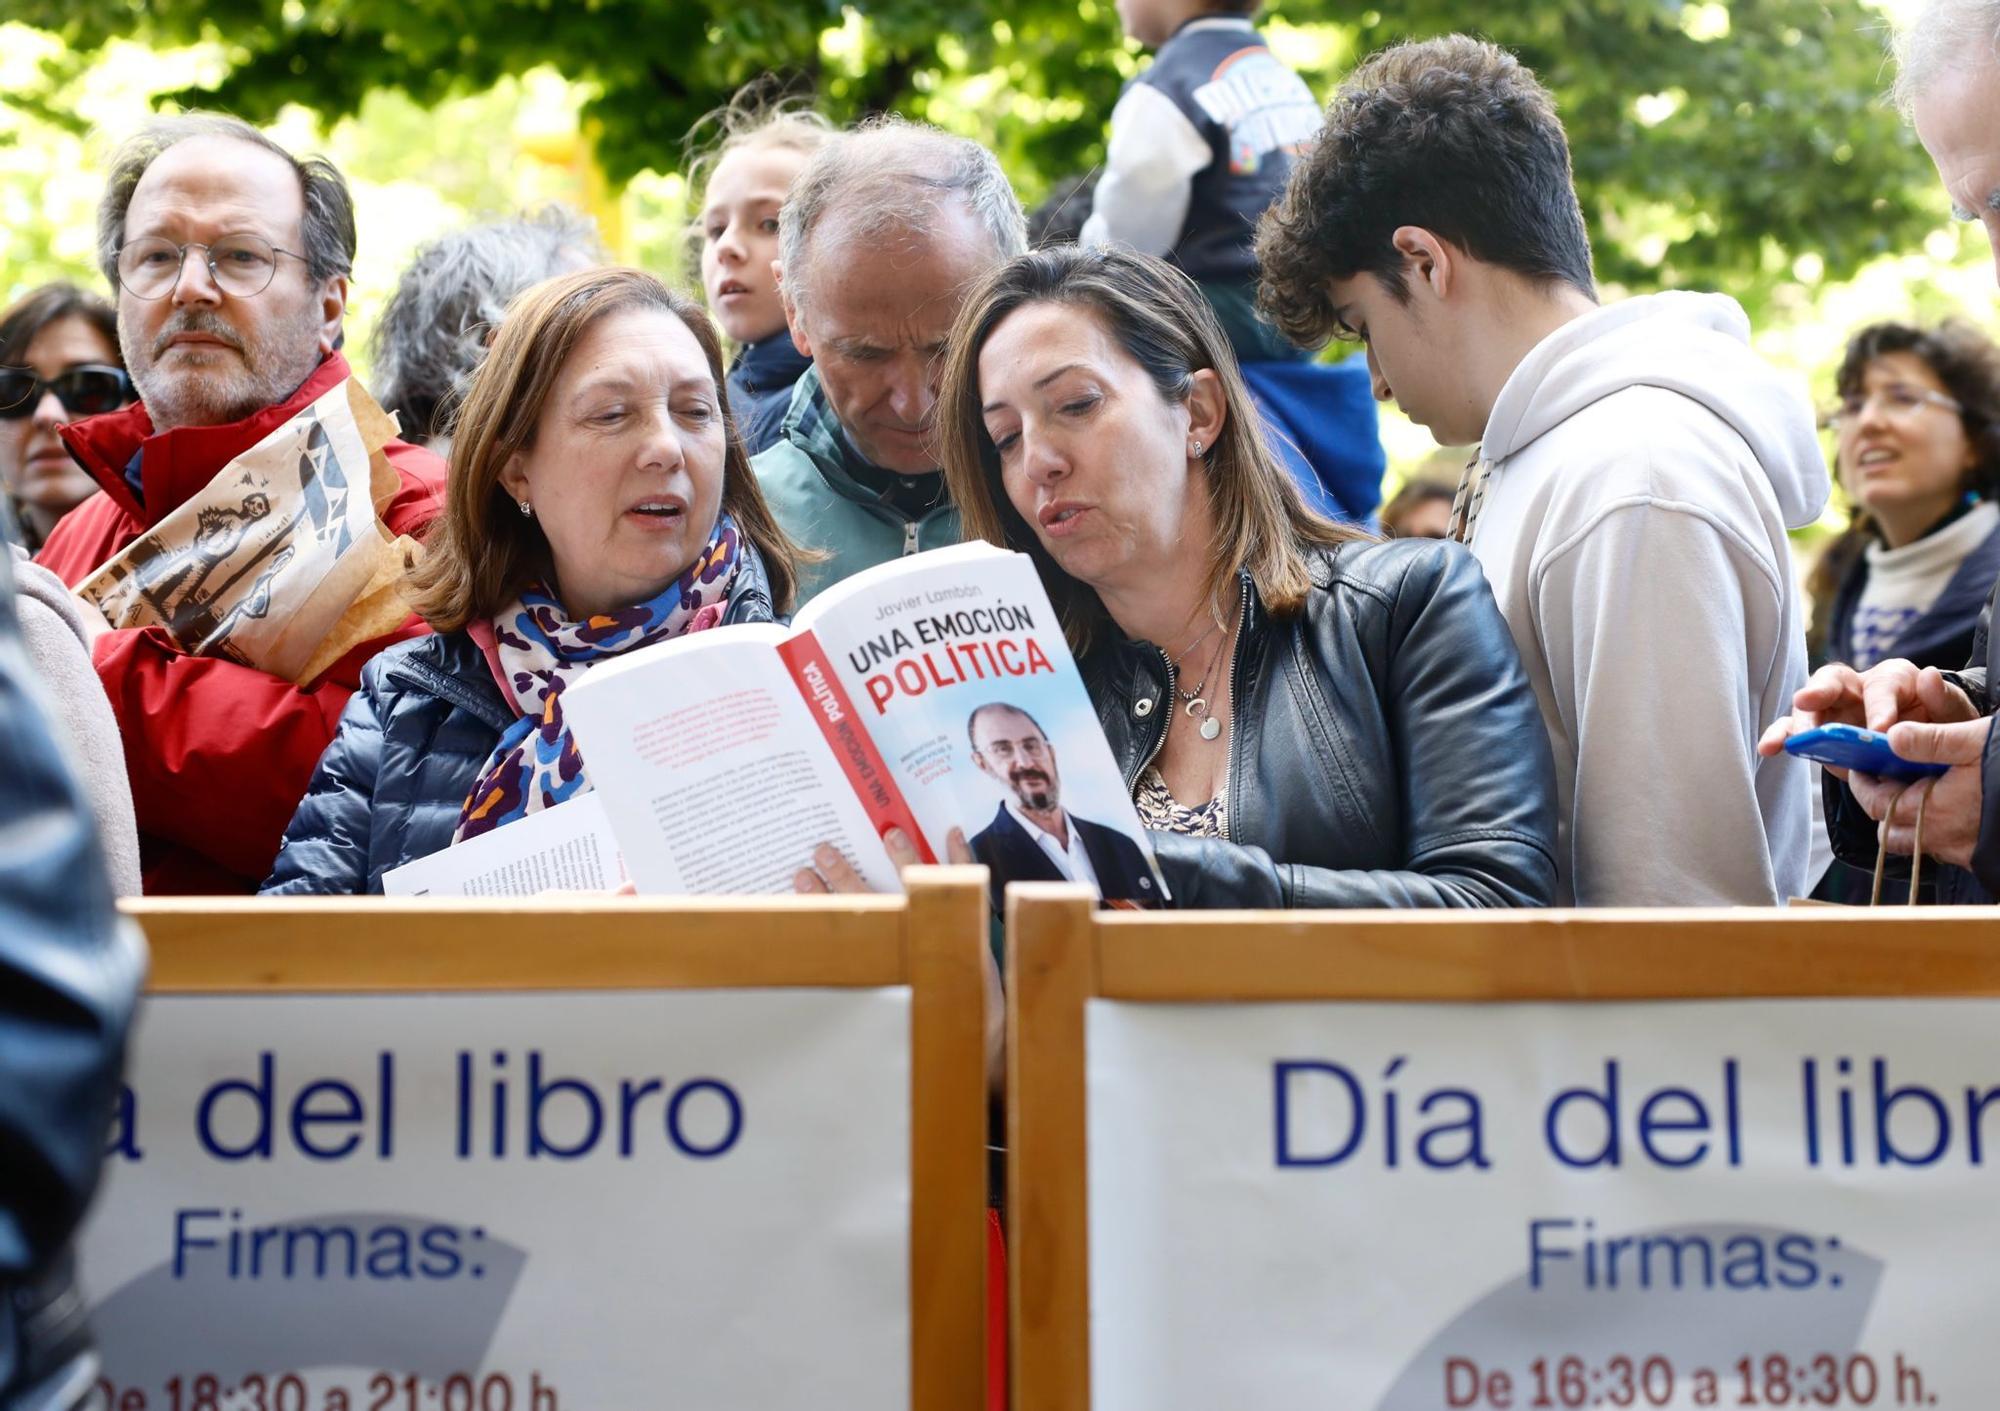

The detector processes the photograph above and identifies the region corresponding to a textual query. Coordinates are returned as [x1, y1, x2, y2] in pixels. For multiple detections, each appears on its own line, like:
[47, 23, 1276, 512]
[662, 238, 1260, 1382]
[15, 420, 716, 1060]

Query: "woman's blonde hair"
[406, 266, 803, 630]
[936, 244, 1368, 654]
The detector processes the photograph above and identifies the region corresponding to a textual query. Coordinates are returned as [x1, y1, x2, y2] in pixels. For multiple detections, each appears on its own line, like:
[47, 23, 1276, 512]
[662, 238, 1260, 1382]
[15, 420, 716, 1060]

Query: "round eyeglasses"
[114, 234, 309, 301]
[0, 364, 134, 420]
[1821, 383, 1963, 430]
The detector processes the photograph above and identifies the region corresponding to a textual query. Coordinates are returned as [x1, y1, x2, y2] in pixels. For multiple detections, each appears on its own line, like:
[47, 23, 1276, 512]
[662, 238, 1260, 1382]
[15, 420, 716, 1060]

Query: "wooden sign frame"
[125, 865, 991, 1411]
[1005, 885, 2000, 1410]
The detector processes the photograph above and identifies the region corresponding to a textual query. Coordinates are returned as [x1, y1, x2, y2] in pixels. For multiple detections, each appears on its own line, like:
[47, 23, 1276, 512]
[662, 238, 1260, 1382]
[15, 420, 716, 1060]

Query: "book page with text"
[382, 793, 626, 897]
[561, 626, 899, 894]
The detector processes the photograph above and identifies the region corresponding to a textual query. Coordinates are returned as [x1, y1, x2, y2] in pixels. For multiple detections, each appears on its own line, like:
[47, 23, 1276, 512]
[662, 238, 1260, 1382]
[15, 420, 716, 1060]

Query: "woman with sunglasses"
[0, 284, 133, 552]
[0, 285, 144, 893]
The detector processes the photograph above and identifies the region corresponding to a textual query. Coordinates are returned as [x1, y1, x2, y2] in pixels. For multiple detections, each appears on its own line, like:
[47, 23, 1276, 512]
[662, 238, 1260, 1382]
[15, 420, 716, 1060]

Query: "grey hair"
[1892, 0, 2000, 116]
[778, 116, 1027, 313]
[367, 205, 605, 445]
[96, 113, 356, 291]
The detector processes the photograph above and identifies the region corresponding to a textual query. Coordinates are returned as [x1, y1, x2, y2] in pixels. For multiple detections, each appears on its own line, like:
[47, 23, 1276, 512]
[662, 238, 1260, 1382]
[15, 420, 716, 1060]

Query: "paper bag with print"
[77, 378, 424, 685]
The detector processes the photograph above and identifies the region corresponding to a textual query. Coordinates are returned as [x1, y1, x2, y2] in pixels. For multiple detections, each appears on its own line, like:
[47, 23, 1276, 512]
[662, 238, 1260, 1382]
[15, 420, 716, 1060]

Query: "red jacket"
[38, 354, 447, 895]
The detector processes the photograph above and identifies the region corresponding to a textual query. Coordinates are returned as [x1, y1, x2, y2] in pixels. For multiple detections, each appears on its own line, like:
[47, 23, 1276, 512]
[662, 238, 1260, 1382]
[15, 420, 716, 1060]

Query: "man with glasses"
[36, 114, 447, 894]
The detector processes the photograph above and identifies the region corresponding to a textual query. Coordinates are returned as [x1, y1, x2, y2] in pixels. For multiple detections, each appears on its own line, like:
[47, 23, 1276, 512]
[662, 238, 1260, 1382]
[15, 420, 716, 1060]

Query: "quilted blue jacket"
[261, 548, 779, 895]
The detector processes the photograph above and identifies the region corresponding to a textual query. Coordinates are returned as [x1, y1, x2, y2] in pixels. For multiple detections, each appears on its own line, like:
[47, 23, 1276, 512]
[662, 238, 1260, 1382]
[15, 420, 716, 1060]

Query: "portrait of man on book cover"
[964, 700, 1158, 909]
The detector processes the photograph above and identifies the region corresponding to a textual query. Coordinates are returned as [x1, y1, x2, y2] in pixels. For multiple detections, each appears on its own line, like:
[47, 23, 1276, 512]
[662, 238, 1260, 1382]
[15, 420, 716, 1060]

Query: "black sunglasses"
[0, 364, 134, 420]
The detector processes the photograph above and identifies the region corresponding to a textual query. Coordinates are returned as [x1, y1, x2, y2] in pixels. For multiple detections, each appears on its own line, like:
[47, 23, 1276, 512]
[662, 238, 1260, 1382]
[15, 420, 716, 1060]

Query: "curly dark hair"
[1254, 34, 1594, 350]
[1833, 320, 2000, 493]
[368, 206, 604, 446]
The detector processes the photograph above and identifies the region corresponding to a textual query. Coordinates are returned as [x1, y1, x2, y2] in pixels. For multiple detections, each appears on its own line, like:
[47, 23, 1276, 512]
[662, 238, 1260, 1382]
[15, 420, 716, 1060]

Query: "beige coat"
[12, 546, 141, 896]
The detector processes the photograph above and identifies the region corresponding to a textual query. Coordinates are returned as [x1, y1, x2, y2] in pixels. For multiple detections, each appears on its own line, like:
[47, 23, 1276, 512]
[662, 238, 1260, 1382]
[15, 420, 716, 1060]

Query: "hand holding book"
[793, 825, 975, 893]
[796, 823, 1003, 1095]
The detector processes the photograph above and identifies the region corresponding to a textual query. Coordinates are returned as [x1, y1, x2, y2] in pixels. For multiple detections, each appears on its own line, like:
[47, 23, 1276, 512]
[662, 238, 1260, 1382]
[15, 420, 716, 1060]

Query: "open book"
[563, 541, 1164, 906]
[384, 543, 1163, 905]
[374, 531, 1144, 907]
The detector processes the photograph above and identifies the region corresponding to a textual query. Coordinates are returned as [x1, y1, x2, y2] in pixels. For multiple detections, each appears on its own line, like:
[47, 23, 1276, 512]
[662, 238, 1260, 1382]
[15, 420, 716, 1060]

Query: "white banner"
[80, 988, 911, 1409]
[1087, 997, 2000, 1410]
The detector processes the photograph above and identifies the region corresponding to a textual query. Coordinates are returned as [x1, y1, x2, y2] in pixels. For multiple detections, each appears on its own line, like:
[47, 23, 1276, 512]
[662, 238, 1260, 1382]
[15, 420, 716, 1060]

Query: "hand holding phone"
[1781, 723, 1950, 781]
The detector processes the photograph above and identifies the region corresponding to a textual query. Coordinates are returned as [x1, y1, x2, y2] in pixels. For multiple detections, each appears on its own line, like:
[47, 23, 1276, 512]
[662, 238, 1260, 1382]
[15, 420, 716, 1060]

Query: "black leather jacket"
[0, 543, 143, 1407]
[1081, 538, 1559, 908]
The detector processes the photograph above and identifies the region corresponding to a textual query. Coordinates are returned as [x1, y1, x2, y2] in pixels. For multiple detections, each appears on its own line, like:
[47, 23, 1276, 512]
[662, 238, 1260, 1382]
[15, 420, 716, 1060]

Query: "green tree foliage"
[6, 0, 1943, 302]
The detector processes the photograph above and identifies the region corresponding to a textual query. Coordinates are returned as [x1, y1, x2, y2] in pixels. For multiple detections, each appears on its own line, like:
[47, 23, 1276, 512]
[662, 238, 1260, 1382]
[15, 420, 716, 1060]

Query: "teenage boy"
[1256, 35, 1829, 906]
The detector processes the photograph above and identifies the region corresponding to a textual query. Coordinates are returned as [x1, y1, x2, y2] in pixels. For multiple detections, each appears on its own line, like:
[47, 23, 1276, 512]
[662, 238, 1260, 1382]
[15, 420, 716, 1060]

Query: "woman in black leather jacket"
[263, 268, 801, 894]
[935, 246, 1557, 908]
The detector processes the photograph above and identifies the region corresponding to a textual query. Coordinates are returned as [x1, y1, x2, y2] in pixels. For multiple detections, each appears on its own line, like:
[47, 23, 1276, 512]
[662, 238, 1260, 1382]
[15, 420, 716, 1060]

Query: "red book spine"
[777, 630, 935, 863]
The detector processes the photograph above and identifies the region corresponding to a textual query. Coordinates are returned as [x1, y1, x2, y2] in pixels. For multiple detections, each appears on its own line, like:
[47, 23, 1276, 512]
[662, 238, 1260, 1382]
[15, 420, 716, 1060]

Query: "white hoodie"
[1467, 292, 1829, 906]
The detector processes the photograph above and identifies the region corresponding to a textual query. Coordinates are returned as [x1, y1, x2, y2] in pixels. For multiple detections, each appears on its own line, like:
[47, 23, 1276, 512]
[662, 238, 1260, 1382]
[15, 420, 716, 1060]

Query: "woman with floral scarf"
[261, 268, 804, 894]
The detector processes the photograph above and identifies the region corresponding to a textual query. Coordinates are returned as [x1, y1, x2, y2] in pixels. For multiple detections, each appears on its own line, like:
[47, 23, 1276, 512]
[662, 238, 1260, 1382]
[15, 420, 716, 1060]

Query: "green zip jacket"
[749, 368, 961, 605]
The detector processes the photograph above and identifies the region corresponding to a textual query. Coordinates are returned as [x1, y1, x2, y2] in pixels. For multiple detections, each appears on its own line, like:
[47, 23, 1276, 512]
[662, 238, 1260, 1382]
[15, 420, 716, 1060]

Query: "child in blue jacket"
[1083, 0, 1322, 362]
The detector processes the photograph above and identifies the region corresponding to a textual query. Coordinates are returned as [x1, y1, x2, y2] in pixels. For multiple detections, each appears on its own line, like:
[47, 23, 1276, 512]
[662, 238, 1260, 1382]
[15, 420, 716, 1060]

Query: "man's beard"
[123, 304, 324, 432]
[1010, 767, 1058, 812]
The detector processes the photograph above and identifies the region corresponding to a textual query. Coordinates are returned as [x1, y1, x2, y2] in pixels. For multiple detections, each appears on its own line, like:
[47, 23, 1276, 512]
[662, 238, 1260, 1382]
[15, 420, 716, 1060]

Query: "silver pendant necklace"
[1172, 619, 1229, 742]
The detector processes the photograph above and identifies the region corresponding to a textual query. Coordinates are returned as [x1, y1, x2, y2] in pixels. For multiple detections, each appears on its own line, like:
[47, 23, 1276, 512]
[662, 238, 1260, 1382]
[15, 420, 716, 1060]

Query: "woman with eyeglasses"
[1800, 320, 2000, 903]
[1809, 320, 2000, 678]
[0, 284, 133, 552]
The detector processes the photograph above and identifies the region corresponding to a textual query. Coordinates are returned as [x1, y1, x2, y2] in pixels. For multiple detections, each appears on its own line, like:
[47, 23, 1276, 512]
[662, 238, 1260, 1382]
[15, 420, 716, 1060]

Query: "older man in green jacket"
[754, 117, 1026, 604]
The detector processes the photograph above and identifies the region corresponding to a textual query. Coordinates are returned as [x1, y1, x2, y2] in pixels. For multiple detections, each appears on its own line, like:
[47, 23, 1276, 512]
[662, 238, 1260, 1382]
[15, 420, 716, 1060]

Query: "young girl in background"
[690, 94, 832, 454]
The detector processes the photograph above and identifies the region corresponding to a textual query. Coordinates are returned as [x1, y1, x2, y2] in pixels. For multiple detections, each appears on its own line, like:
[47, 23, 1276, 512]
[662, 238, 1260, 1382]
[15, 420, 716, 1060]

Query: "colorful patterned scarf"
[452, 517, 742, 844]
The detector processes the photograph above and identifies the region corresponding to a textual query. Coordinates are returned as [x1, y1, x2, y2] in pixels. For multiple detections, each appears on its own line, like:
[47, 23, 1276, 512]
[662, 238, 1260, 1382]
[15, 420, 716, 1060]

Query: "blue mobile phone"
[1782, 724, 1949, 781]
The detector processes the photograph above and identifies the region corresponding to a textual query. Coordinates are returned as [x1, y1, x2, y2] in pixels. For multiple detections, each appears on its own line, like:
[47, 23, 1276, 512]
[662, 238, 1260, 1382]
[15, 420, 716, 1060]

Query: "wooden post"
[905, 867, 992, 1411]
[1090, 907, 2000, 1001]
[128, 896, 907, 991]
[1006, 882, 1097, 1411]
